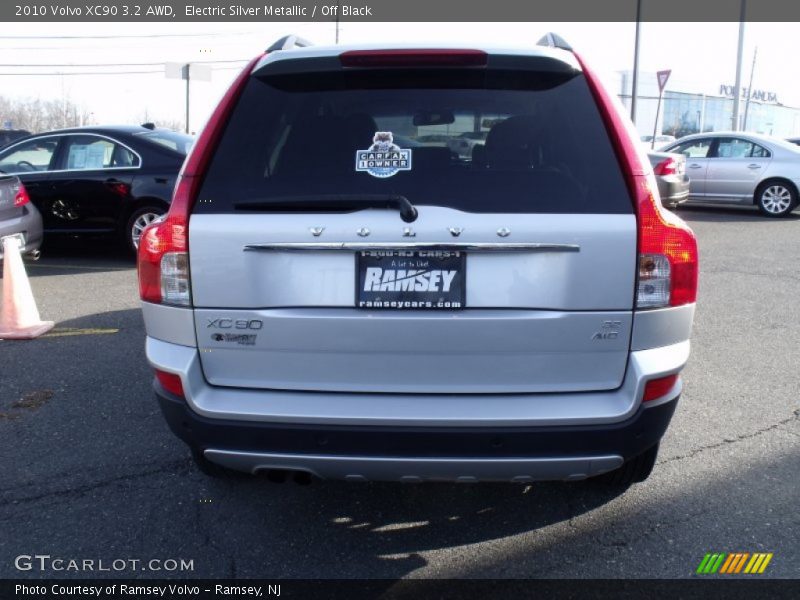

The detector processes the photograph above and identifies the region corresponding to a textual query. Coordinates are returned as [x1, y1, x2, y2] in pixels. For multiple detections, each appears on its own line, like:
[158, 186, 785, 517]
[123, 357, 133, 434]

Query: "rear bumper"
[146, 318, 691, 481]
[0, 205, 43, 258]
[157, 387, 677, 481]
[145, 335, 690, 426]
[656, 176, 691, 208]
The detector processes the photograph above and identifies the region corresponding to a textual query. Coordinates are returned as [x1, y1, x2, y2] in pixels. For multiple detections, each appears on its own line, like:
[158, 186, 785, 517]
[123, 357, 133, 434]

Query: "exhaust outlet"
[29, 250, 41, 261]
[293, 471, 313, 486]
[265, 469, 288, 483]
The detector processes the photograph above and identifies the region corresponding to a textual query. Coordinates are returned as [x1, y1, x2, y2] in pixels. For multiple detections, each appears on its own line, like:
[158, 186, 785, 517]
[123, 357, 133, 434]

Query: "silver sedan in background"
[0, 173, 43, 259]
[663, 132, 800, 217]
[648, 151, 689, 208]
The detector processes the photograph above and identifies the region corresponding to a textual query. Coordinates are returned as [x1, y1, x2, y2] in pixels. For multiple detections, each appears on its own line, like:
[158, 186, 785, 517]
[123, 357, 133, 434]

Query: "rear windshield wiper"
[233, 194, 418, 223]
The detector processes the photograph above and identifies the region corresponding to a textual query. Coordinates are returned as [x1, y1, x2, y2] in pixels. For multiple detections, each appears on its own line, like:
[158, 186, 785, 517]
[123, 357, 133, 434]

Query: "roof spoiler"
[266, 35, 314, 53]
[536, 33, 573, 52]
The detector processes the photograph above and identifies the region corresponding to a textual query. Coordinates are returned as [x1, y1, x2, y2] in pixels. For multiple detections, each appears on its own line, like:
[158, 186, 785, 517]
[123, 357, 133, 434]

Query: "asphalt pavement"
[1, 206, 798, 580]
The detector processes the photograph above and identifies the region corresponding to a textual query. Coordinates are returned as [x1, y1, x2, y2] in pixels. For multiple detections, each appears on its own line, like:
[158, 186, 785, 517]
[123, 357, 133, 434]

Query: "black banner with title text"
[4, 0, 800, 22]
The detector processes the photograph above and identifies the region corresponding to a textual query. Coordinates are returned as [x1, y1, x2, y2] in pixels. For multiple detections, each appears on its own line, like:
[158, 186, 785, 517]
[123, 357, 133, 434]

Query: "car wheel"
[756, 182, 797, 217]
[592, 443, 659, 487]
[125, 206, 165, 252]
[191, 449, 248, 479]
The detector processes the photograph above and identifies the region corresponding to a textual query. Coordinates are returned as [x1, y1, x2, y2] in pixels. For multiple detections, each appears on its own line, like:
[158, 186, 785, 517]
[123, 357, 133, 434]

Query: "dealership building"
[615, 71, 800, 140]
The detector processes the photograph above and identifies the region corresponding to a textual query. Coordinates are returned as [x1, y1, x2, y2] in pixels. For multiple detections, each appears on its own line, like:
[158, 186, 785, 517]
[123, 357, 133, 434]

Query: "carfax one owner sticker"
[356, 132, 412, 178]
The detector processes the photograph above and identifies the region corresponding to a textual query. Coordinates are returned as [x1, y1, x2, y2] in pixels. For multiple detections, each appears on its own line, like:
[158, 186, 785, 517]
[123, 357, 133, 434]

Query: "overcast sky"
[1, 21, 798, 131]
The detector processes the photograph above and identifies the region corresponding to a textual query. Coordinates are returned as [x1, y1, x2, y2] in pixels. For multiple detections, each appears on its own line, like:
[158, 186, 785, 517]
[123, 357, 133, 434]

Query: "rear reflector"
[340, 49, 487, 68]
[643, 374, 679, 402]
[155, 370, 184, 398]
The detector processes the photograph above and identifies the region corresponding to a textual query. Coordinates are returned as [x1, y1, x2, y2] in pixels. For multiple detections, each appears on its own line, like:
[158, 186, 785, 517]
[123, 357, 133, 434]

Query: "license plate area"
[356, 249, 466, 309]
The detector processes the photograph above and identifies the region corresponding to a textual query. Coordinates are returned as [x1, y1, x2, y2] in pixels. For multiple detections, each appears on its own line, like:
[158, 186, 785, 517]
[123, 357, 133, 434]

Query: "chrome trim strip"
[0, 132, 143, 174]
[203, 449, 624, 481]
[244, 242, 580, 253]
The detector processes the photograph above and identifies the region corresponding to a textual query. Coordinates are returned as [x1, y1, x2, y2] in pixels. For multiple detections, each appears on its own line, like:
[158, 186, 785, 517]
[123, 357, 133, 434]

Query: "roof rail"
[536, 32, 573, 52]
[266, 35, 314, 53]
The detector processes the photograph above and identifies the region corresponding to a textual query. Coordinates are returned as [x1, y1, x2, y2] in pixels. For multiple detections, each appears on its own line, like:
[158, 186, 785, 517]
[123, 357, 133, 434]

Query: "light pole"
[732, 0, 746, 130]
[743, 46, 758, 131]
[630, 0, 642, 124]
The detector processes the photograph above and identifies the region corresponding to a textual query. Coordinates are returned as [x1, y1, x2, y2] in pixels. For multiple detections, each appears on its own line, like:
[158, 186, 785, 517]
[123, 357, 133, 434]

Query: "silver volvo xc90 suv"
[139, 34, 698, 486]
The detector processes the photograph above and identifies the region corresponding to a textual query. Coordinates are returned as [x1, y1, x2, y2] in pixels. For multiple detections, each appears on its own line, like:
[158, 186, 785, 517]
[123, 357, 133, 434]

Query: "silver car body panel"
[189, 210, 636, 310]
[194, 308, 632, 393]
[631, 304, 695, 351]
[141, 302, 197, 347]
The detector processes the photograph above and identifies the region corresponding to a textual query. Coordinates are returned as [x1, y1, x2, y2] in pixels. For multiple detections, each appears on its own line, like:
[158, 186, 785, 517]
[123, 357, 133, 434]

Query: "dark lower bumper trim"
[156, 385, 678, 462]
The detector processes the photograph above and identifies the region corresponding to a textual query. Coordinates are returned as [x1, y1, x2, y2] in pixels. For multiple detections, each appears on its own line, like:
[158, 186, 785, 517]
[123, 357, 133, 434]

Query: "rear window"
[135, 130, 194, 155]
[196, 62, 632, 215]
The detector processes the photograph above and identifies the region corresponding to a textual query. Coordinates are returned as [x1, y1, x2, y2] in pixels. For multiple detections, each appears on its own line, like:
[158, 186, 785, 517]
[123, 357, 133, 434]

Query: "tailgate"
[190, 209, 636, 393]
[187, 52, 637, 394]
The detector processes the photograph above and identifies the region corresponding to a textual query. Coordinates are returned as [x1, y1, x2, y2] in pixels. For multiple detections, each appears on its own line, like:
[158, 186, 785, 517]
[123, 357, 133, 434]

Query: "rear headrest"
[412, 146, 453, 170]
[484, 115, 546, 169]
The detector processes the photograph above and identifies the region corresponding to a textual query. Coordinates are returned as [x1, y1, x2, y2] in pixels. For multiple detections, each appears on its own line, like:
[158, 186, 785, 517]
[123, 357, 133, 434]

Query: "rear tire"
[592, 443, 659, 487]
[756, 181, 797, 217]
[191, 449, 248, 480]
[125, 205, 165, 253]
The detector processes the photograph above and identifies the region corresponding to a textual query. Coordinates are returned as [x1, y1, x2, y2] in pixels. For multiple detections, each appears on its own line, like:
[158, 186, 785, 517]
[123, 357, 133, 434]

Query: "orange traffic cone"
[0, 236, 54, 339]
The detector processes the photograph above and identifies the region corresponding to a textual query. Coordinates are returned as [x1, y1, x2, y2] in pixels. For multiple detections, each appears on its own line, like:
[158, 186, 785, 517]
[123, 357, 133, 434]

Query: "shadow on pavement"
[674, 205, 800, 223]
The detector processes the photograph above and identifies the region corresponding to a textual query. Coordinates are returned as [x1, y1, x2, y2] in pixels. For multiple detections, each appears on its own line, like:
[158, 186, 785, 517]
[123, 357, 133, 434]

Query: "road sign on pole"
[651, 70, 671, 149]
[656, 69, 671, 93]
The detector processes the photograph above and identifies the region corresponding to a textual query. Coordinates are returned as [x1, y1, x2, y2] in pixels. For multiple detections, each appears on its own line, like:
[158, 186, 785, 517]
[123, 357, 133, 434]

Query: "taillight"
[653, 157, 678, 176]
[575, 53, 698, 310]
[14, 181, 29, 207]
[155, 369, 184, 398]
[340, 49, 487, 68]
[137, 207, 189, 305]
[637, 179, 698, 308]
[137, 53, 263, 305]
[643, 374, 679, 402]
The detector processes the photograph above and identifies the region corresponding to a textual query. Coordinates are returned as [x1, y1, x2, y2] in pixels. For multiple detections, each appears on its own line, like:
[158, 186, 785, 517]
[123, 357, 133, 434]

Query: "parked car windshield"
[196, 65, 632, 215]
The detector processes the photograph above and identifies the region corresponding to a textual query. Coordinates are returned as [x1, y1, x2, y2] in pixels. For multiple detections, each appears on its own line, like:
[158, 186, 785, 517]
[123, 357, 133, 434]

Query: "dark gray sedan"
[648, 151, 690, 208]
[0, 173, 43, 259]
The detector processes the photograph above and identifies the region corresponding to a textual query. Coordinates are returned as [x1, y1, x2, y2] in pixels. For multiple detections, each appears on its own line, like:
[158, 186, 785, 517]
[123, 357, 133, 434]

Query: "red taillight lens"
[14, 182, 30, 207]
[575, 52, 698, 309]
[137, 208, 189, 305]
[340, 49, 487, 68]
[643, 374, 679, 402]
[653, 157, 678, 176]
[637, 181, 699, 307]
[137, 53, 263, 305]
[155, 369, 184, 398]
[107, 181, 130, 197]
